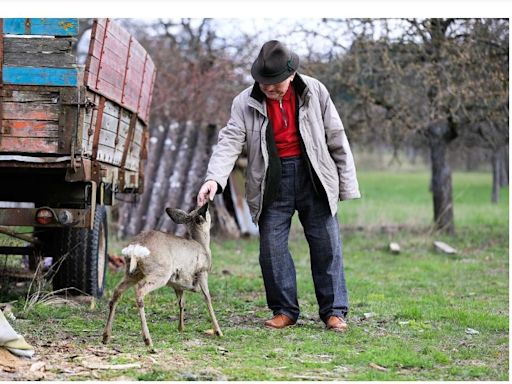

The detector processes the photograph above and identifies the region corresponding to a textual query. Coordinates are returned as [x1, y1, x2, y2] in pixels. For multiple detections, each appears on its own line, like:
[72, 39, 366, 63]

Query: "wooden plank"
[2, 102, 59, 120]
[0, 19, 4, 137]
[2, 66, 78, 87]
[2, 19, 78, 36]
[0, 137, 59, 153]
[1, 90, 59, 103]
[2, 37, 74, 53]
[129, 39, 147, 61]
[3, 51, 77, 68]
[137, 58, 156, 123]
[105, 21, 131, 48]
[103, 98, 120, 119]
[101, 113, 121, 135]
[1, 120, 59, 137]
[98, 129, 117, 148]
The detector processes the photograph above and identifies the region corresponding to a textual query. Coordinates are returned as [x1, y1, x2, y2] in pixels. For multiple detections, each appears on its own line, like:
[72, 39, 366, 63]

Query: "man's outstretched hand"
[197, 180, 218, 206]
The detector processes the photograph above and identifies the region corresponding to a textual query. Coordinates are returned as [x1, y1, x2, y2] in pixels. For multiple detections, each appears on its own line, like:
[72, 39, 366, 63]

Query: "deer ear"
[166, 208, 190, 224]
[197, 202, 208, 218]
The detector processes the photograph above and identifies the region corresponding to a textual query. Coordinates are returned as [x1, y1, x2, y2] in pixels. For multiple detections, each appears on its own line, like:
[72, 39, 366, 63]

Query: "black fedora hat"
[251, 40, 299, 85]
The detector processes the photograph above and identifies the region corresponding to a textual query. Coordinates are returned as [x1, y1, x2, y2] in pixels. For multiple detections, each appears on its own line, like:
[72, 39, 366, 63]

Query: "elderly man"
[197, 40, 360, 332]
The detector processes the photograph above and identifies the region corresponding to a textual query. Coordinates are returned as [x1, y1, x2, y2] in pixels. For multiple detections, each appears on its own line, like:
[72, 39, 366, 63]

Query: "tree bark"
[428, 121, 455, 234]
[491, 150, 501, 204]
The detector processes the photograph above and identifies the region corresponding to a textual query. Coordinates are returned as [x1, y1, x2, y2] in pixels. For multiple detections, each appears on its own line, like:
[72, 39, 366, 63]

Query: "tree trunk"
[428, 122, 455, 234]
[499, 145, 508, 188]
[491, 150, 501, 204]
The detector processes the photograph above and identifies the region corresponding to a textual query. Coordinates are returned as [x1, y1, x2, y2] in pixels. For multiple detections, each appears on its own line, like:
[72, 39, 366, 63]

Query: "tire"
[51, 205, 108, 298]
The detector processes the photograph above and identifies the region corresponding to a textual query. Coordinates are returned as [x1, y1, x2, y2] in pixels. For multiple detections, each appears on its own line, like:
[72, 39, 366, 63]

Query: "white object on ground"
[0, 310, 35, 358]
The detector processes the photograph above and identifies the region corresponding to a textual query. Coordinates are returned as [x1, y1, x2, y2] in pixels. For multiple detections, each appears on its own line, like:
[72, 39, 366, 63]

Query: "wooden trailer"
[0, 18, 156, 297]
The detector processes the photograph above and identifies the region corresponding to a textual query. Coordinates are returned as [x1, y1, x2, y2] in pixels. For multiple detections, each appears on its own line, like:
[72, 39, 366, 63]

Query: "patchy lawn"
[0, 170, 508, 380]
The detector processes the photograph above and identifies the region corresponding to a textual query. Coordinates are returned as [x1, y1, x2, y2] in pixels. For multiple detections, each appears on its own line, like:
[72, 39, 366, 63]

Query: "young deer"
[102, 203, 222, 350]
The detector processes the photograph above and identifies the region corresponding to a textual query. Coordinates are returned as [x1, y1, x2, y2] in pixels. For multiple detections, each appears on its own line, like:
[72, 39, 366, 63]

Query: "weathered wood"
[2, 18, 78, 36]
[0, 137, 59, 153]
[2, 66, 78, 87]
[3, 51, 76, 68]
[138, 60, 156, 122]
[2, 37, 74, 53]
[0, 20, 3, 137]
[2, 102, 59, 120]
[1, 89, 59, 103]
[84, 19, 155, 124]
[0, 120, 59, 137]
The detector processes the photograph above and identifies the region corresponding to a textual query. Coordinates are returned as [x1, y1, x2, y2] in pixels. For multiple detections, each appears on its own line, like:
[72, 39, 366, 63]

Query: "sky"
[0, 0, 510, 18]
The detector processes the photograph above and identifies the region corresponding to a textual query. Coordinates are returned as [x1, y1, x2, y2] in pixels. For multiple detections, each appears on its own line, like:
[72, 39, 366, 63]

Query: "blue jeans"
[258, 156, 349, 323]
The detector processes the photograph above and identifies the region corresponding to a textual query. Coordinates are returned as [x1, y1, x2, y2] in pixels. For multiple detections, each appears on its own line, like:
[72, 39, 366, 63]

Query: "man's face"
[259, 74, 295, 100]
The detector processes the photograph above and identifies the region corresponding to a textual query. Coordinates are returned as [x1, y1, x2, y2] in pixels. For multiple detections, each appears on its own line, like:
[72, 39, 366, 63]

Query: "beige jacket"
[205, 74, 360, 223]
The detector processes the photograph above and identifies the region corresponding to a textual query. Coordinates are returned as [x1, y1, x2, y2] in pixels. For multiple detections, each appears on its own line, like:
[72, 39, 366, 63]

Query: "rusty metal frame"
[118, 112, 137, 191]
[95, 18, 110, 91]
[91, 96, 106, 160]
[0, 207, 92, 228]
[121, 36, 133, 106]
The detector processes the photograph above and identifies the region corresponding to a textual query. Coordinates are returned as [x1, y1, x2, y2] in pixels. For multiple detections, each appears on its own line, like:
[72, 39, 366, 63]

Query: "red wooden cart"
[0, 18, 156, 297]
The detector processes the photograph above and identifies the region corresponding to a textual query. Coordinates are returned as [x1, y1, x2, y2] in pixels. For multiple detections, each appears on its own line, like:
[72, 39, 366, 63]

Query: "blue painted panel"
[3, 66, 78, 87]
[2, 18, 78, 36]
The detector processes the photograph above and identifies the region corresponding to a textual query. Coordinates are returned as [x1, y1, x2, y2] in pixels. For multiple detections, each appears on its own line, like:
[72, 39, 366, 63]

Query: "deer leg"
[174, 289, 185, 332]
[198, 273, 223, 337]
[135, 279, 166, 351]
[102, 276, 137, 344]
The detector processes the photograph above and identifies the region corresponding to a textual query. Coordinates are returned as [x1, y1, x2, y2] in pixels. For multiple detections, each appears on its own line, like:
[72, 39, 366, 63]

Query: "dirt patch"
[0, 347, 29, 373]
[0, 337, 195, 380]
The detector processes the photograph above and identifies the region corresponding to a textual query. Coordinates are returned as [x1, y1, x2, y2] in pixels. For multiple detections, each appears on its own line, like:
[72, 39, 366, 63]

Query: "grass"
[2, 169, 508, 381]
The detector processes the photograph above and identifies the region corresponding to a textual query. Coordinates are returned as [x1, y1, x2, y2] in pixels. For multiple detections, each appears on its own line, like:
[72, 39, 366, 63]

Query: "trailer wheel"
[52, 205, 108, 298]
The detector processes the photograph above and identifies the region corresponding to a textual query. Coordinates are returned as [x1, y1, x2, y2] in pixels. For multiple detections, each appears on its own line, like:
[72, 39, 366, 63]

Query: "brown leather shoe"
[326, 316, 348, 332]
[264, 314, 296, 329]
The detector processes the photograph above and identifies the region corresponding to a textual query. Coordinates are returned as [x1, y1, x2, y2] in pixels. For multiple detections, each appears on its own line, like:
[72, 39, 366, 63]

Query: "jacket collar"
[249, 73, 309, 108]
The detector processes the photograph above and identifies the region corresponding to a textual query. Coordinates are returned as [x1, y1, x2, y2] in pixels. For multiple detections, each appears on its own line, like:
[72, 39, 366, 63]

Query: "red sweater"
[266, 85, 301, 158]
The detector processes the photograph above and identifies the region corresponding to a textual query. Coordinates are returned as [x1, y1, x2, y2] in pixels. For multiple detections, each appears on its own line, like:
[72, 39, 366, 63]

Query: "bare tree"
[307, 18, 508, 233]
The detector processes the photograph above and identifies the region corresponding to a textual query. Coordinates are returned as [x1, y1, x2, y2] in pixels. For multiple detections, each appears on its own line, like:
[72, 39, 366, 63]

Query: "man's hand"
[197, 180, 218, 206]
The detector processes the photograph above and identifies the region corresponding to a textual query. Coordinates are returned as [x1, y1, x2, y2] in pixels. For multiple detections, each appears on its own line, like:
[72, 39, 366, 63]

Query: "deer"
[102, 203, 222, 350]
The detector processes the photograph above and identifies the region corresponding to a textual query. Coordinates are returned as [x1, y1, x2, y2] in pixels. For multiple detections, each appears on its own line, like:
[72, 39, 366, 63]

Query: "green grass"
[3, 170, 508, 380]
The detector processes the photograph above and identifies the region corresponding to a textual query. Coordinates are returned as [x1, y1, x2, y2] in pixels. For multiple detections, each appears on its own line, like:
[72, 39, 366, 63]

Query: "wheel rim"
[97, 223, 107, 291]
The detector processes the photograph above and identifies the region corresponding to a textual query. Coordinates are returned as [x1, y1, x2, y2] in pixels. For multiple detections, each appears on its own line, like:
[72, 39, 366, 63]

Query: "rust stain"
[58, 21, 75, 31]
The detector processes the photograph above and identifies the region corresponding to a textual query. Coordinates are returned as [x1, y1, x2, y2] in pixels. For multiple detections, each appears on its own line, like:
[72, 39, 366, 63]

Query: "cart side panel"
[0, 19, 79, 155]
[84, 18, 156, 124]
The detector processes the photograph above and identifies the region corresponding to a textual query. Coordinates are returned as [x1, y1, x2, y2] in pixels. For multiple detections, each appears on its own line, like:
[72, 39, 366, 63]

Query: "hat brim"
[251, 52, 299, 85]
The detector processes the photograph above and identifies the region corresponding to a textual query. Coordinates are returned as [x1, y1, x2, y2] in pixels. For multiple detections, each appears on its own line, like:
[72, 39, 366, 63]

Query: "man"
[197, 40, 360, 332]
